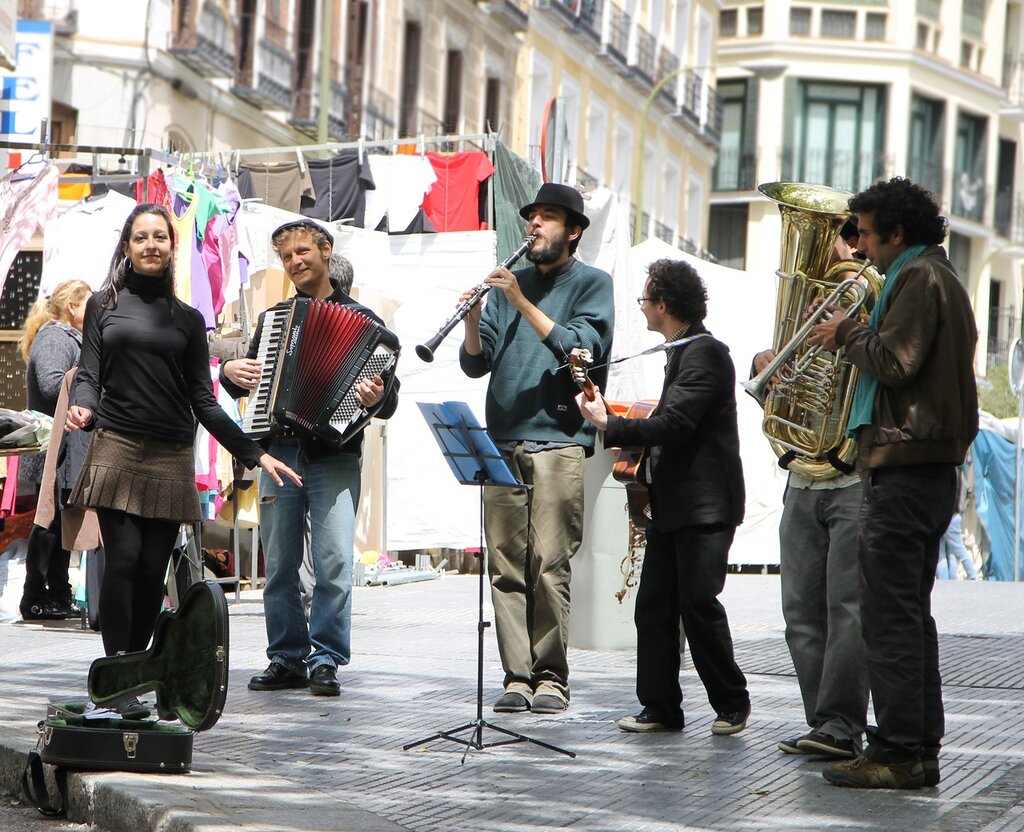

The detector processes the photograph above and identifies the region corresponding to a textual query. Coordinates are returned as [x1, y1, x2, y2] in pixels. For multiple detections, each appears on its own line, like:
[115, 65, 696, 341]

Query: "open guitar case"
[23, 580, 228, 815]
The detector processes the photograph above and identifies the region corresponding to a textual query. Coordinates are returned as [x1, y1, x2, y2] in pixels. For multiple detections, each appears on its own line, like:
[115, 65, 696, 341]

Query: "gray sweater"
[21, 322, 83, 485]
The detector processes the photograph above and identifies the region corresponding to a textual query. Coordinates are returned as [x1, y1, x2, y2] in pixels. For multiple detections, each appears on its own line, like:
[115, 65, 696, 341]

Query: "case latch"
[216, 645, 226, 662]
[123, 732, 139, 759]
[42, 725, 53, 746]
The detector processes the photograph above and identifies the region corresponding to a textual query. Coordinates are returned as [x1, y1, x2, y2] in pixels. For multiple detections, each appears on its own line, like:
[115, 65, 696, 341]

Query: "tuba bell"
[744, 182, 883, 480]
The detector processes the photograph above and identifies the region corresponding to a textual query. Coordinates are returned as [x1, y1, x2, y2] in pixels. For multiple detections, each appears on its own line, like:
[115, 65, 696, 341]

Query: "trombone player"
[751, 217, 869, 763]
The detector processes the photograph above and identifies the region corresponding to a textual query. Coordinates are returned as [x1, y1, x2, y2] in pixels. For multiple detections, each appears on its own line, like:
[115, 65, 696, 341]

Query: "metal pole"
[317, 0, 334, 144]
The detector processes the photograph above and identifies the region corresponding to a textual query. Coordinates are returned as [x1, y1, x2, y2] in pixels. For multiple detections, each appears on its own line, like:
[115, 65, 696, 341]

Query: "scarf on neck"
[846, 244, 927, 437]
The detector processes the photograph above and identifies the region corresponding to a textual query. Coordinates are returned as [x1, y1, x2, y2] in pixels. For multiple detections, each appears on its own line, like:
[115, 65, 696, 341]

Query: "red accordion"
[242, 298, 400, 446]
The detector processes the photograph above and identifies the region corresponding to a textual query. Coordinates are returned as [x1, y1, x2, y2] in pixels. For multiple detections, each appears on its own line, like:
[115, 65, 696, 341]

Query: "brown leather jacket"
[835, 245, 978, 470]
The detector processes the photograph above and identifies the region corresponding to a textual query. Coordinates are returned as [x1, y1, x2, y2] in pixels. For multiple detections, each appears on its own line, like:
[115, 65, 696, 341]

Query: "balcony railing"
[916, 0, 940, 21]
[713, 150, 757, 192]
[365, 87, 396, 140]
[633, 23, 657, 84]
[606, 4, 630, 65]
[1003, 56, 1024, 108]
[951, 172, 986, 223]
[655, 48, 680, 107]
[170, 1, 234, 76]
[654, 221, 675, 244]
[486, 0, 530, 30]
[580, 0, 603, 39]
[780, 148, 890, 194]
[677, 72, 724, 147]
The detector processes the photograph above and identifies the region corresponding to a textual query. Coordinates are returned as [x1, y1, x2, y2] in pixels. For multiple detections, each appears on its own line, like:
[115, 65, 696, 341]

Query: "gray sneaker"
[796, 730, 857, 759]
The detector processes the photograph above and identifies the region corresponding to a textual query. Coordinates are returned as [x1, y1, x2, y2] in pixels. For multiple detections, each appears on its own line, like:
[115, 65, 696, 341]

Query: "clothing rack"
[1, 136, 181, 200]
[190, 132, 498, 166]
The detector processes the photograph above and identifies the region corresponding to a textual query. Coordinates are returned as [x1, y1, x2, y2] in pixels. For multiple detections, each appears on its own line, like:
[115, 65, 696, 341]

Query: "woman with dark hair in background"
[66, 204, 300, 681]
[18, 279, 93, 620]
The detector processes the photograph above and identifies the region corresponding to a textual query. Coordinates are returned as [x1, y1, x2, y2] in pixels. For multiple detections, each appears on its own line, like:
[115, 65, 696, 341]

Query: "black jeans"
[635, 524, 749, 727]
[859, 464, 957, 762]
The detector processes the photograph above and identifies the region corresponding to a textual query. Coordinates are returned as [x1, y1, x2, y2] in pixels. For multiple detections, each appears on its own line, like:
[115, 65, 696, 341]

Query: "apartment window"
[746, 6, 763, 35]
[953, 110, 987, 222]
[586, 99, 609, 185]
[916, 0, 941, 21]
[947, 231, 971, 286]
[821, 10, 856, 38]
[908, 94, 945, 199]
[708, 204, 749, 269]
[790, 81, 886, 192]
[399, 22, 422, 137]
[995, 138, 1016, 238]
[960, 41, 973, 68]
[235, 0, 258, 87]
[865, 13, 886, 40]
[916, 22, 930, 49]
[714, 80, 752, 191]
[483, 78, 501, 133]
[720, 9, 737, 37]
[790, 7, 811, 36]
[443, 50, 463, 134]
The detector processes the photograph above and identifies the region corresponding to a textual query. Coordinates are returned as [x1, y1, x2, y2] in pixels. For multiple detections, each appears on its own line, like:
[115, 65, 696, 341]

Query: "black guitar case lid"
[88, 579, 230, 731]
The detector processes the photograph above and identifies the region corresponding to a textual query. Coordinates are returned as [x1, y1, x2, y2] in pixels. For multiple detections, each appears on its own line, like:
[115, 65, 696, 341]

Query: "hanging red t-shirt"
[422, 151, 495, 232]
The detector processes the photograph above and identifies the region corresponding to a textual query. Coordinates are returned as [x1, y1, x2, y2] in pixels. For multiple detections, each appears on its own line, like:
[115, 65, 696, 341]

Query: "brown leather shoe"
[823, 755, 924, 789]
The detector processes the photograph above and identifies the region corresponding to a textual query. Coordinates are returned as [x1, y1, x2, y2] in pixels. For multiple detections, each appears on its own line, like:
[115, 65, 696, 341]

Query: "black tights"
[96, 509, 180, 656]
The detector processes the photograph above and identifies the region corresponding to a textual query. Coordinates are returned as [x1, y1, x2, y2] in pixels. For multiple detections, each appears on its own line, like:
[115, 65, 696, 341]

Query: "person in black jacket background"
[576, 258, 750, 736]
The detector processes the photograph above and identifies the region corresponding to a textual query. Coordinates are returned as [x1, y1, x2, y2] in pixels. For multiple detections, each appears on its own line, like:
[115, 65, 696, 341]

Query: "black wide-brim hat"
[519, 182, 590, 230]
[271, 219, 334, 246]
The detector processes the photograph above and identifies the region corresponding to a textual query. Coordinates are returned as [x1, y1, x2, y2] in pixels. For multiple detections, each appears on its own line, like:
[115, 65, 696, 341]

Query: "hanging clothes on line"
[300, 150, 375, 226]
[236, 160, 314, 213]
[0, 162, 59, 295]
[363, 154, 436, 234]
[40, 190, 138, 295]
[422, 150, 495, 232]
[133, 168, 171, 207]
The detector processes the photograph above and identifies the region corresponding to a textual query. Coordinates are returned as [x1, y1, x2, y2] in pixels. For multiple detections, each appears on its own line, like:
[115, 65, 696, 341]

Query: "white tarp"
[334, 189, 786, 564]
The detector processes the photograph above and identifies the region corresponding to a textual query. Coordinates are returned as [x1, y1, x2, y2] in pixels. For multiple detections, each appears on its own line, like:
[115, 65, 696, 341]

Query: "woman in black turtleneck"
[66, 204, 301, 664]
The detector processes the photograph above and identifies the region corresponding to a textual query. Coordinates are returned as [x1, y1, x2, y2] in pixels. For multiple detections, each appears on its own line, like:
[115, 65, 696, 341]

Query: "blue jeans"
[259, 437, 360, 672]
[936, 513, 977, 580]
[779, 481, 868, 741]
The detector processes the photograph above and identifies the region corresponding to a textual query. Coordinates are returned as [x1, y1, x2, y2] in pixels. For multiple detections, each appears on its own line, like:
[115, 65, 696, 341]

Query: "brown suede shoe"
[823, 755, 924, 790]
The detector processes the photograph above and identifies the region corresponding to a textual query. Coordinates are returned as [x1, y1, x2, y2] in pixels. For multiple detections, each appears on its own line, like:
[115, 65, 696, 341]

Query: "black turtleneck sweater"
[72, 272, 264, 469]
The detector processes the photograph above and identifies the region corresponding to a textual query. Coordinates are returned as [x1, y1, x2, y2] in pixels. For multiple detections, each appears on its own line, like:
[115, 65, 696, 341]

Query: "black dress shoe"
[248, 662, 308, 691]
[51, 598, 82, 618]
[309, 664, 341, 696]
[20, 599, 67, 621]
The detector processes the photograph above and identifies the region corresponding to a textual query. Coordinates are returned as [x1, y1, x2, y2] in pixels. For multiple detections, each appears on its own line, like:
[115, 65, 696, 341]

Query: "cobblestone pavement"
[1, 575, 1023, 832]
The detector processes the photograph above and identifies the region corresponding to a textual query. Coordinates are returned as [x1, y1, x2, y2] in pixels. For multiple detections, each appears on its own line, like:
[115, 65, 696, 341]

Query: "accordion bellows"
[243, 298, 400, 446]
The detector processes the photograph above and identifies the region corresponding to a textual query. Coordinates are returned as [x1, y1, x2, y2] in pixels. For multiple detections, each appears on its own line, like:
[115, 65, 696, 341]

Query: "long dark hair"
[99, 203, 178, 310]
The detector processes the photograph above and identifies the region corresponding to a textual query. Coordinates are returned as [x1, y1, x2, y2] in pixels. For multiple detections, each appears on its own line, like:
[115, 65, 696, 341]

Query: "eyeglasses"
[636, 296, 657, 307]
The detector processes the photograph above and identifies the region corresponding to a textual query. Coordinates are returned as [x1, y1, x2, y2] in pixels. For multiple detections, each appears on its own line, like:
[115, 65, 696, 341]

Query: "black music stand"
[404, 401, 575, 762]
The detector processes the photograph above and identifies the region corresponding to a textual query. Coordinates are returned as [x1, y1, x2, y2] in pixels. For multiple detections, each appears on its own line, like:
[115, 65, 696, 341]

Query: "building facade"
[710, 0, 1024, 372]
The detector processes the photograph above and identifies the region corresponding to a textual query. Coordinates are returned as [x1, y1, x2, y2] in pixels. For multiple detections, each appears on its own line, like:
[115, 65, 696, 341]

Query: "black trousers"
[635, 524, 749, 727]
[859, 463, 957, 763]
[20, 488, 72, 607]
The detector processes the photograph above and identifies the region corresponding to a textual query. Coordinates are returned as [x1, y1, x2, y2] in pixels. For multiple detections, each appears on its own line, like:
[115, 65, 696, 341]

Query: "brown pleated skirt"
[70, 428, 201, 522]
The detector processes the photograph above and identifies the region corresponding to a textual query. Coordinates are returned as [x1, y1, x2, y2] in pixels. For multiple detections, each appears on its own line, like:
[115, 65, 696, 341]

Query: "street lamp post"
[632, 60, 786, 246]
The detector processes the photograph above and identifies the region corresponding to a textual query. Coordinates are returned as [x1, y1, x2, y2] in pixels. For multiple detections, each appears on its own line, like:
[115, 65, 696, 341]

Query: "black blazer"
[604, 324, 745, 533]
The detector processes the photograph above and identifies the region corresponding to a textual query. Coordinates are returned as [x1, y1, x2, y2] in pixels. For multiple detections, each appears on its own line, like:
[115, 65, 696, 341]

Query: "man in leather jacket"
[809, 177, 979, 789]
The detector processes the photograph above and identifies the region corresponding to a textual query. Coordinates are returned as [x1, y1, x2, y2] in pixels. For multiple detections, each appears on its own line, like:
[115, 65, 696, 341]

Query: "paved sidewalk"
[2, 574, 1023, 832]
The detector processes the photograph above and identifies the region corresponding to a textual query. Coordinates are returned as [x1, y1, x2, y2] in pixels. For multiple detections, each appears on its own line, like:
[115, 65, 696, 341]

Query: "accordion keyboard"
[328, 348, 395, 433]
[241, 303, 291, 437]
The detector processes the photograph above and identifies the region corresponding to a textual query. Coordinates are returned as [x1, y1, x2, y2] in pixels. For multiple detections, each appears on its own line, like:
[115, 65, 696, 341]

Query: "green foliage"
[978, 363, 1019, 419]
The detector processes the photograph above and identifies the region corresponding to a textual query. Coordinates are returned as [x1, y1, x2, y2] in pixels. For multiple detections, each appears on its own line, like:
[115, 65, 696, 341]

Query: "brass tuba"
[743, 182, 883, 480]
